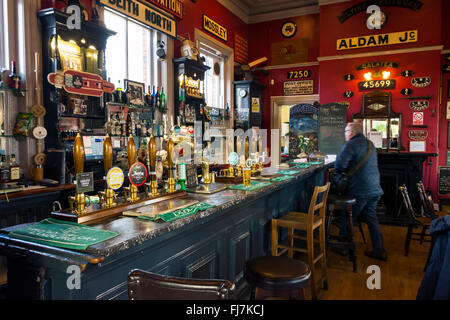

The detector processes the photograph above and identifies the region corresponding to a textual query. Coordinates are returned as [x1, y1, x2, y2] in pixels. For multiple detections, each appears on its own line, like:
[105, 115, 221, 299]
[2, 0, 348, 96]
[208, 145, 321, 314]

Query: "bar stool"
[326, 193, 357, 272]
[244, 256, 311, 300]
[271, 182, 330, 300]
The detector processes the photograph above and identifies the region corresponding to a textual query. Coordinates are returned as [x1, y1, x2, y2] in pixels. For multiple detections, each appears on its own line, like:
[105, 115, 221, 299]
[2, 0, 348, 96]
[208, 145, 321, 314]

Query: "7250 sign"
[358, 79, 395, 90]
[287, 70, 311, 79]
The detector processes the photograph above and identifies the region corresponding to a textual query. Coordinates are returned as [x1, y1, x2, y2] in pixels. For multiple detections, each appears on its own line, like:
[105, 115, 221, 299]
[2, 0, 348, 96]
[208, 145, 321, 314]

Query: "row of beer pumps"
[68, 130, 265, 215]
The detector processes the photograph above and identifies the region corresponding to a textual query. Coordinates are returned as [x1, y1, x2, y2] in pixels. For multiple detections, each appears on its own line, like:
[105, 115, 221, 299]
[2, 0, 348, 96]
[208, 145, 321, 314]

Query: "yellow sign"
[106, 167, 124, 190]
[98, 0, 177, 38]
[337, 30, 418, 51]
[251, 98, 260, 113]
[202, 15, 227, 42]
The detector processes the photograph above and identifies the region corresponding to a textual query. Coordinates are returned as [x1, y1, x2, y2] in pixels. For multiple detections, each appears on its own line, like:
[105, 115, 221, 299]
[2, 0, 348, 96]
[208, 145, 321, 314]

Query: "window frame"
[195, 28, 234, 129]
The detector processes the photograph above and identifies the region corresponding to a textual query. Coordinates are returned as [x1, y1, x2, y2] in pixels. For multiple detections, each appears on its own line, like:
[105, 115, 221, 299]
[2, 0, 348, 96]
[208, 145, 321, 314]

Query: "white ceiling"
[231, 0, 318, 15]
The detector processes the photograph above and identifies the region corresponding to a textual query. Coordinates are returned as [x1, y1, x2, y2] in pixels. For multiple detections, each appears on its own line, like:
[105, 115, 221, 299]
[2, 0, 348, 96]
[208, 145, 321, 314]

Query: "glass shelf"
[59, 114, 105, 119]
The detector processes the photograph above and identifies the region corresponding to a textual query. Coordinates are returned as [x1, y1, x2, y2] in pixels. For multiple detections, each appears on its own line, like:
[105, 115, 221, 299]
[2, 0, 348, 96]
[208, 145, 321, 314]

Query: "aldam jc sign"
[98, 0, 177, 38]
[337, 30, 418, 50]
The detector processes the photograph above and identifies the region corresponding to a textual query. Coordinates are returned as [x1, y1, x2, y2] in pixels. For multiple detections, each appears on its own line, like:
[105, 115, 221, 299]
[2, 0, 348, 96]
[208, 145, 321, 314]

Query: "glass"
[362, 117, 401, 150]
[243, 168, 251, 187]
[200, 47, 224, 109]
[104, 10, 127, 87]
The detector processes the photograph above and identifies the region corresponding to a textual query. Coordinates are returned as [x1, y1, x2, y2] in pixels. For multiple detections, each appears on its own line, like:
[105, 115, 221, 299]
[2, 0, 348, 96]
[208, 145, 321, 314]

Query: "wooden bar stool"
[244, 256, 311, 300]
[271, 182, 330, 300]
[326, 194, 358, 273]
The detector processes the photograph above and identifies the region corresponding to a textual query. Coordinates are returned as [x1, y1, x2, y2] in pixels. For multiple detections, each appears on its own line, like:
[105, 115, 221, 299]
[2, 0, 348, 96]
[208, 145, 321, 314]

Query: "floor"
[302, 224, 430, 300]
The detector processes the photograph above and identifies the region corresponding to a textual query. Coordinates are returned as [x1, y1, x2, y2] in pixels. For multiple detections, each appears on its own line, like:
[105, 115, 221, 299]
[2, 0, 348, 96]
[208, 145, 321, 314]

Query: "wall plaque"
[283, 80, 314, 96]
[337, 30, 418, 51]
[411, 77, 431, 88]
[408, 129, 428, 140]
[202, 15, 227, 41]
[409, 100, 429, 111]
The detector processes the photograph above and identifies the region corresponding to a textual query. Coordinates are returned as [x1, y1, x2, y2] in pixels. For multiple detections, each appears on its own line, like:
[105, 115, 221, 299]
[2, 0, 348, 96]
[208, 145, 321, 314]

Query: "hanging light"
[382, 71, 391, 79]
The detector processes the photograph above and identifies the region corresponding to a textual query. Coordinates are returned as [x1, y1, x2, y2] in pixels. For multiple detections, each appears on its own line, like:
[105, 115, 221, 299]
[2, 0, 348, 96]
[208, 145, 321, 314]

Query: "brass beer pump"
[69, 133, 87, 214]
[167, 136, 176, 193]
[257, 136, 263, 172]
[236, 137, 243, 177]
[124, 135, 140, 202]
[145, 135, 158, 196]
[98, 134, 116, 208]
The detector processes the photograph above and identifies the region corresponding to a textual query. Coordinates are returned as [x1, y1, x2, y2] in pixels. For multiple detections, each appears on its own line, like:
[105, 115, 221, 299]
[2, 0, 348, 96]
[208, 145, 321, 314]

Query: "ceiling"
[218, 0, 320, 23]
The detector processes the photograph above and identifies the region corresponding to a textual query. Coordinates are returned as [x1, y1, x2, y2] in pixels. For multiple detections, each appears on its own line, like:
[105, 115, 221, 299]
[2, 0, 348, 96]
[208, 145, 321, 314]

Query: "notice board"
[318, 103, 347, 155]
[438, 166, 450, 195]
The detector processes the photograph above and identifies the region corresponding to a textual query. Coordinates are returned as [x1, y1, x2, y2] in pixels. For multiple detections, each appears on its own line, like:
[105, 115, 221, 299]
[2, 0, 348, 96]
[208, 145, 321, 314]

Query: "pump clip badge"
[106, 167, 124, 190]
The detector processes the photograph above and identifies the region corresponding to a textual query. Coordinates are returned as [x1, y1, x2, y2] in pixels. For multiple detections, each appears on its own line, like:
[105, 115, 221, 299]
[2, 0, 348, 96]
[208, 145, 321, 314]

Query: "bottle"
[160, 87, 166, 112]
[115, 80, 124, 103]
[225, 103, 230, 120]
[145, 85, 152, 106]
[177, 162, 186, 191]
[151, 85, 156, 108]
[155, 87, 160, 110]
[8, 61, 21, 90]
[0, 154, 9, 182]
[9, 154, 18, 181]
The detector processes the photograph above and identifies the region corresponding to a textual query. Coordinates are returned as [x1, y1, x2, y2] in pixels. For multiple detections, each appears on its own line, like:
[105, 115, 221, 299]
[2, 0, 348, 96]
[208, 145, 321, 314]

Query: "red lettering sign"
[145, 0, 183, 19]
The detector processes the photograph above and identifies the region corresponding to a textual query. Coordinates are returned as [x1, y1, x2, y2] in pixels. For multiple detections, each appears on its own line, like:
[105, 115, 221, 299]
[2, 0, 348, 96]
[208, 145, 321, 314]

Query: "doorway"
[271, 95, 319, 165]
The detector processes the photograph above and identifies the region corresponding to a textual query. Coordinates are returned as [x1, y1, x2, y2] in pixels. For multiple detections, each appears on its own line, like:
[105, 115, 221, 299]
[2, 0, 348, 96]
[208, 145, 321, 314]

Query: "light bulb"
[364, 72, 372, 80]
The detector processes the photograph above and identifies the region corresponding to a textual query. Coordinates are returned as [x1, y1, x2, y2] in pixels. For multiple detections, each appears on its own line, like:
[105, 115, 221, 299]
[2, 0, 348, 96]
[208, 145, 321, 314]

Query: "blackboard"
[318, 103, 347, 155]
[186, 164, 198, 188]
[438, 166, 450, 194]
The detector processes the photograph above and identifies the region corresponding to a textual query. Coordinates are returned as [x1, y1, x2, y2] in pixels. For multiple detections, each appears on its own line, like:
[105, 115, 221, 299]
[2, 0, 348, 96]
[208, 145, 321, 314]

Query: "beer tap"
[68, 133, 87, 215]
[124, 135, 140, 202]
[98, 134, 116, 208]
[167, 136, 176, 193]
[236, 137, 243, 177]
[257, 136, 263, 172]
[145, 134, 158, 196]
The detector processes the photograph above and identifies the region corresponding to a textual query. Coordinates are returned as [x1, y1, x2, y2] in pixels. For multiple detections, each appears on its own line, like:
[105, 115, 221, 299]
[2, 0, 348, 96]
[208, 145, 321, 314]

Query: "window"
[195, 28, 233, 115]
[201, 45, 224, 109]
[104, 8, 164, 92]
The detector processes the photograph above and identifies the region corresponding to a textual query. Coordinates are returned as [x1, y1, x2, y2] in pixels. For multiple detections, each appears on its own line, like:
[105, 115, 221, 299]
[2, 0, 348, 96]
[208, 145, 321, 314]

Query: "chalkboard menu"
[318, 103, 347, 155]
[438, 166, 450, 194]
[186, 164, 198, 188]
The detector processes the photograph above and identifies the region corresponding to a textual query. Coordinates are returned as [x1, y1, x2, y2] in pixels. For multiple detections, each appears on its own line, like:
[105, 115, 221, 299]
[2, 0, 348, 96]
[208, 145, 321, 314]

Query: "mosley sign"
[337, 30, 417, 50]
[202, 15, 227, 42]
[98, 0, 177, 38]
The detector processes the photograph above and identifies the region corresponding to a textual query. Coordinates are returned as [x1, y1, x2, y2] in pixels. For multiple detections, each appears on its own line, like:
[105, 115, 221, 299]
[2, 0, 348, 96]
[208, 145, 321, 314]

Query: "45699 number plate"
[358, 79, 396, 90]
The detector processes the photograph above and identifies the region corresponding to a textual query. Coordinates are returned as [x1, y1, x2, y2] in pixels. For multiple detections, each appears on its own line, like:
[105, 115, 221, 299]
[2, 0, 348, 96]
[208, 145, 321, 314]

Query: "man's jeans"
[339, 196, 386, 255]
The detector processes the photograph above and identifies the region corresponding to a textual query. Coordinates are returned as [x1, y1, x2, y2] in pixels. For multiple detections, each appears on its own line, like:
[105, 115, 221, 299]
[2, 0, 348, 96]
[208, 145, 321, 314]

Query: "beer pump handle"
[149, 135, 156, 172]
[74, 133, 85, 174]
[103, 134, 113, 174]
[168, 136, 174, 168]
[127, 135, 136, 169]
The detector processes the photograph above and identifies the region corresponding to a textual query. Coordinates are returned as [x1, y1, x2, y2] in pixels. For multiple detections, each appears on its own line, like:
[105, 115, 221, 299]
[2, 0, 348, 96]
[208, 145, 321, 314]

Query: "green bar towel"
[277, 169, 300, 175]
[138, 202, 216, 222]
[228, 181, 272, 191]
[8, 218, 120, 250]
[293, 163, 311, 169]
[270, 175, 296, 182]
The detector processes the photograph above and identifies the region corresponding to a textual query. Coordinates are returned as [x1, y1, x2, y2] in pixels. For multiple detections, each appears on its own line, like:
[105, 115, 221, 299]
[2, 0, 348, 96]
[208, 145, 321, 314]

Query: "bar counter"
[0, 162, 332, 300]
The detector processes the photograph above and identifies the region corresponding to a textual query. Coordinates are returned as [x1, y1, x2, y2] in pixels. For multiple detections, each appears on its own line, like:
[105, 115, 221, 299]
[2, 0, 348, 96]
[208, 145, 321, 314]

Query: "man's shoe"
[364, 250, 387, 261]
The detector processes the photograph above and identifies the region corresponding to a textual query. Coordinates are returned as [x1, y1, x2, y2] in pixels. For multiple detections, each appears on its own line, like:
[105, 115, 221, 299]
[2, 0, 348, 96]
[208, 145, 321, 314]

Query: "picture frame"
[409, 140, 426, 152]
[447, 101, 450, 120]
[448, 79, 450, 98]
[124, 79, 145, 105]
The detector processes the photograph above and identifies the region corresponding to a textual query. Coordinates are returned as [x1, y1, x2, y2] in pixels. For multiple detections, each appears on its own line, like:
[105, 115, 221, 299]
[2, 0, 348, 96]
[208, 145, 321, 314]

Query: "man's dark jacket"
[334, 133, 383, 198]
[417, 215, 450, 300]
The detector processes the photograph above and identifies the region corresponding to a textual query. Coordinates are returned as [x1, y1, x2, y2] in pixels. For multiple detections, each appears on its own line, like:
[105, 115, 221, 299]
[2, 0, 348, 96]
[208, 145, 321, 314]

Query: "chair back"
[307, 182, 330, 225]
[399, 185, 420, 225]
[128, 269, 236, 300]
[417, 181, 435, 218]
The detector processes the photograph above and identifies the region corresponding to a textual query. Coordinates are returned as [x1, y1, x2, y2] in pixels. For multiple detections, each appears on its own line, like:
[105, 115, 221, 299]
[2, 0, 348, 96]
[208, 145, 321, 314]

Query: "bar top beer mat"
[277, 169, 300, 175]
[228, 181, 272, 191]
[138, 202, 215, 222]
[8, 218, 120, 250]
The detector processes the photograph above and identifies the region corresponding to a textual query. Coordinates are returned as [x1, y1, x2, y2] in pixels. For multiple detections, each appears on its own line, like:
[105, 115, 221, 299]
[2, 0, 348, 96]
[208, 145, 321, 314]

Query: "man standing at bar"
[335, 122, 387, 261]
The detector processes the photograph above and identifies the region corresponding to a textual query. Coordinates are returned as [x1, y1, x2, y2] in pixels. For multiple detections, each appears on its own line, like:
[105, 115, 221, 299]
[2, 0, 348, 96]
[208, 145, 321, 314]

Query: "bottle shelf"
[59, 113, 105, 119]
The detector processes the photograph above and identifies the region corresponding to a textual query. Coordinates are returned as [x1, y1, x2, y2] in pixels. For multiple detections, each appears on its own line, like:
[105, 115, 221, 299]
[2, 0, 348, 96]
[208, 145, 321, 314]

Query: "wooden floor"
[302, 224, 429, 300]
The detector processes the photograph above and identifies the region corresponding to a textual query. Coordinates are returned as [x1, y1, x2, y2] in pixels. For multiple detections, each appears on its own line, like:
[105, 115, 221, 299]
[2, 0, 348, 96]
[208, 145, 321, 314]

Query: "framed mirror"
[353, 91, 404, 151]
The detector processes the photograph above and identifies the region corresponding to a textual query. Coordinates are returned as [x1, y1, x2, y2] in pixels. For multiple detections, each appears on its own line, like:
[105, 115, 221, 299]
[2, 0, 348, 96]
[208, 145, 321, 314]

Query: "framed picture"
[124, 79, 145, 105]
[447, 101, 450, 120]
[409, 140, 426, 152]
[448, 79, 450, 98]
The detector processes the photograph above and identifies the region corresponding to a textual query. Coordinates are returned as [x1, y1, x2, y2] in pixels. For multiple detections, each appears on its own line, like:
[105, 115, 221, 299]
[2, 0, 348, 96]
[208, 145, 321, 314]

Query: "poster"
[251, 98, 260, 113]
[283, 80, 314, 96]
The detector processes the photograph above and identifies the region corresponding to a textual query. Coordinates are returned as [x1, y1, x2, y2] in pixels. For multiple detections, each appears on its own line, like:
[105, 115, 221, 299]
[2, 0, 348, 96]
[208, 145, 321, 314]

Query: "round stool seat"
[244, 256, 311, 291]
[328, 194, 356, 206]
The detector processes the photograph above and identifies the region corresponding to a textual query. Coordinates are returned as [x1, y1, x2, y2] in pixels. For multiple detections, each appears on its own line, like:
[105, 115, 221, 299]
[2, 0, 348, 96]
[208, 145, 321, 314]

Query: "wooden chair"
[399, 185, 438, 256]
[271, 182, 330, 300]
[127, 269, 236, 300]
[417, 181, 446, 219]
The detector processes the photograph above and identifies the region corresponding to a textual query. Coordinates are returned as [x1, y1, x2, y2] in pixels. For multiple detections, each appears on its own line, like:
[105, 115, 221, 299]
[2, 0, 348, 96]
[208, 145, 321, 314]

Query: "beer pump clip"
[123, 135, 140, 202]
[99, 134, 122, 208]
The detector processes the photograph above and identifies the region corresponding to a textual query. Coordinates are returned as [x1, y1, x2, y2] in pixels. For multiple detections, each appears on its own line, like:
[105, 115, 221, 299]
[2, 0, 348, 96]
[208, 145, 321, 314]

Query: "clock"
[366, 10, 387, 29]
[281, 21, 297, 38]
[239, 89, 247, 98]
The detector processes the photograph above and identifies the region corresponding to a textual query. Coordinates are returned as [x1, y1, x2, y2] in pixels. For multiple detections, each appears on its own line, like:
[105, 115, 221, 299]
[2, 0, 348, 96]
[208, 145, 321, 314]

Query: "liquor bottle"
[160, 87, 166, 112]
[225, 103, 230, 120]
[177, 162, 186, 191]
[136, 119, 142, 137]
[127, 112, 132, 136]
[8, 61, 21, 90]
[0, 154, 9, 183]
[9, 154, 20, 181]
[155, 87, 160, 110]
[145, 85, 152, 106]
[151, 86, 156, 108]
[115, 80, 124, 103]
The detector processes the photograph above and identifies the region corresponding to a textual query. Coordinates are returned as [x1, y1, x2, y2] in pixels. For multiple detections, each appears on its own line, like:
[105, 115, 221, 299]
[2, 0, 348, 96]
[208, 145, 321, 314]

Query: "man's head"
[345, 122, 363, 141]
